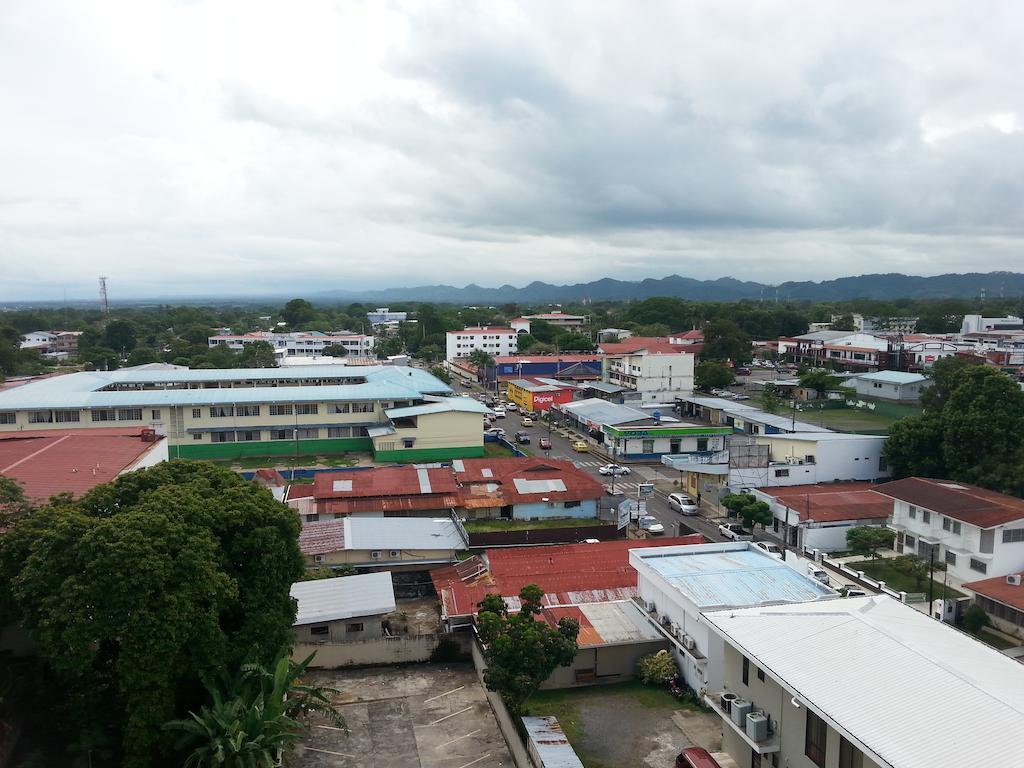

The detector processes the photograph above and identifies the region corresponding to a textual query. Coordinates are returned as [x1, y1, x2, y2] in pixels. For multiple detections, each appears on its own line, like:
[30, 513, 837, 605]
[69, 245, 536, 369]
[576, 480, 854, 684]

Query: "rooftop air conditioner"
[1007, 574, 1022, 586]
[682, 635, 696, 651]
[731, 699, 752, 728]
[645, 601, 656, 613]
[313, 554, 325, 564]
[720, 692, 738, 715]
[746, 711, 769, 742]
[371, 550, 382, 560]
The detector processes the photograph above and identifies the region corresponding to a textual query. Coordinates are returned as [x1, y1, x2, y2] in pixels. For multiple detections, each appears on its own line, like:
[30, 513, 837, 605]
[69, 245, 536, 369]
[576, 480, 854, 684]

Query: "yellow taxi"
[521, 417, 534, 427]
[572, 440, 589, 452]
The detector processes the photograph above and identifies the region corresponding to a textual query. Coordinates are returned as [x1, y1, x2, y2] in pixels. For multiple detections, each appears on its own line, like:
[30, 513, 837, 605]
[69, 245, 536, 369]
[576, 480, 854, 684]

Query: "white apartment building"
[366, 307, 407, 326]
[208, 331, 374, 357]
[519, 311, 587, 331]
[879, 477, 1024, 583]
[600, 342, 696, 404]
[960, 313, 1024, 334]
[445, 327, 520, 361]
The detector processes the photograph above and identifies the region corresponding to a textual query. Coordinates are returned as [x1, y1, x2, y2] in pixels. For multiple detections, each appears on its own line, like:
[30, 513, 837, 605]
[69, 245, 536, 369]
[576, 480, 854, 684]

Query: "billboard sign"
[617, 500, 634, 530]
[638, 483, 655, 497]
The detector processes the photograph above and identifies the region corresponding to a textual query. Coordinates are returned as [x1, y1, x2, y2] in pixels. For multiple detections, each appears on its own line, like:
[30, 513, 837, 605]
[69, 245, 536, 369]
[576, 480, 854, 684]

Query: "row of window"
[197, 426, 366, 442]
[201, 402, 377, 418]
[976, 595, 1024, 627]
[24, 408, 158, 424]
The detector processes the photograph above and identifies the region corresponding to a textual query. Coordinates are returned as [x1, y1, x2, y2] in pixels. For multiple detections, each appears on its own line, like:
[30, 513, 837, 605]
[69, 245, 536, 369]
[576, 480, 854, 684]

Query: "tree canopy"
[695, 360, 735, 391]
[845, 526, 895, 559]
[720, 493, 773, 530]
[701, 320, 752, 362]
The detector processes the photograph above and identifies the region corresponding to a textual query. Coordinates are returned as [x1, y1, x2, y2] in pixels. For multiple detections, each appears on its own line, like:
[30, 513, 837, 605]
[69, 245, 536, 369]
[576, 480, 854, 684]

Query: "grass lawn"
[484, 442, 521, 457]
[464, 517, 605, 532]
[979, 629, 1019, 650]
[211, 453, 360, 470]
[853, 560, 967, 599]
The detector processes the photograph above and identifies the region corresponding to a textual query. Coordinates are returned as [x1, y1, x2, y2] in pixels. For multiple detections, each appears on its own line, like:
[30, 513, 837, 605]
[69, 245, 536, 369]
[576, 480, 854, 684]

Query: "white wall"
[606, 352, 695, 404]
[445, 330, 519, 361]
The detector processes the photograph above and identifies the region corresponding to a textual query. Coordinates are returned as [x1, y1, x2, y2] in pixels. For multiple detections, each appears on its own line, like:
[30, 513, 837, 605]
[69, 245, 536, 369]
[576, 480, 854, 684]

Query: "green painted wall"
[373, 445, 484, 463]
[172, 437, 372, 460]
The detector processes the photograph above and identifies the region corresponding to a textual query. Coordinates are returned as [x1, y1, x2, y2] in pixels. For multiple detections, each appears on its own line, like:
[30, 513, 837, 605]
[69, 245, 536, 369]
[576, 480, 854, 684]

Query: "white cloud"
[1, 0, 1023, 300]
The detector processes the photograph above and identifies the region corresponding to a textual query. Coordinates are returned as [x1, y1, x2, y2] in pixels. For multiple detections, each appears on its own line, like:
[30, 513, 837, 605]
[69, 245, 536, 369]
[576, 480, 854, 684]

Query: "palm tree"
[166, 651, 344, 767]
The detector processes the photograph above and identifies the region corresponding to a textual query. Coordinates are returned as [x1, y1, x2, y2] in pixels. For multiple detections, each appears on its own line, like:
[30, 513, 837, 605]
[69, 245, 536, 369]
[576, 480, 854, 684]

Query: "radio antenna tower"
[99, 276, 110, 315]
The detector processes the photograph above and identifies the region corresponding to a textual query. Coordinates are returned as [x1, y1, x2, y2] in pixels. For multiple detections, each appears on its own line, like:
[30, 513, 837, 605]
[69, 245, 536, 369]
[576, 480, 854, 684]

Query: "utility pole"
[927, 545, 936, 616]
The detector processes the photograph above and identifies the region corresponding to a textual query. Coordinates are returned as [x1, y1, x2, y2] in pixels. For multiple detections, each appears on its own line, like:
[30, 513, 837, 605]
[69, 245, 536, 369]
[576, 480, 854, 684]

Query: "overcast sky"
[2, 1, 1023, 300]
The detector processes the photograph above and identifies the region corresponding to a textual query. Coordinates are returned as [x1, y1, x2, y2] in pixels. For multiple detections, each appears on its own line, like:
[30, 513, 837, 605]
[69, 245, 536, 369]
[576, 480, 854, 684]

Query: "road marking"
[427, 705, 473, 726]
[305, 746, 357, 757]
[436, 729, 482, 748]
[455, 754, 492, 768]
[424, 685, 464, 703]
[315, 725, 349, 732]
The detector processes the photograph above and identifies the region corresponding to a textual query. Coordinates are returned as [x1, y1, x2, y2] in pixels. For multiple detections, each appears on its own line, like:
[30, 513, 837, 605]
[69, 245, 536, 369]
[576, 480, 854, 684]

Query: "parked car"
[493, 407, 506, 418]
[485, 427, 506, 439]
[718, 522, 753, 541]
[735, 367, 752, 376]
[571, 440, 589, 452]
[505, 402, 518, 412]
[539, 437, 552, 450]
[753, 541, 784, 559]
[667, 493, 699, 515]
[486, 413, 497, 423]
[676, 747, 722, 768]
[598, 463, 631, 476]
[638, 516, 665, 535]
[515, 431, 531, 444]
[521, 417, 534, 427]
[840, 586, 868, 598]
[807, 563, 830, 585]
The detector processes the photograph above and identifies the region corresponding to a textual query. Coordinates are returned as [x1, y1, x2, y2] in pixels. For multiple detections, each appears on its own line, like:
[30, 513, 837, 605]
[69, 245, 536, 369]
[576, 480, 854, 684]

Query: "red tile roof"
[670, 330, 704, 341]
[312, 466, 459, 499]
[598, 337, 693, 355]
[298, 519, 346, 556]
[431, 536, 706, 618]
[963, 575, 1024, 611]
[453, 457, 604, 507]
[759, 483, 892, 523]
[875, 477, 1024, 528]
[0, 428, 165, 503]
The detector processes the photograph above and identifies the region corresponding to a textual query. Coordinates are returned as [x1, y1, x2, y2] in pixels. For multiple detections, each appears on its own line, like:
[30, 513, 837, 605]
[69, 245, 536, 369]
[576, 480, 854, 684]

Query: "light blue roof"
[558, 397, 669, 426]
[0, 366, 451, 410]
[853, 371, 929, 385]
[385, 398, 489, 418]
[633, 543, 836, 609]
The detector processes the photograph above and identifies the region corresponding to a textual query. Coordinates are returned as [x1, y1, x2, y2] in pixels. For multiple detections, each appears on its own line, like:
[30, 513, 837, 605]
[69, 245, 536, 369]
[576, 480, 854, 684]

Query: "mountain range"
[313, 271, 1024, 304]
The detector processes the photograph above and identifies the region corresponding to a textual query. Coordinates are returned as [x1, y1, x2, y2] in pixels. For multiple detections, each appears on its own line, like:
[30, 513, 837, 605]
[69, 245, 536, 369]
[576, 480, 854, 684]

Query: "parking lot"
[295, 664, 512, 768]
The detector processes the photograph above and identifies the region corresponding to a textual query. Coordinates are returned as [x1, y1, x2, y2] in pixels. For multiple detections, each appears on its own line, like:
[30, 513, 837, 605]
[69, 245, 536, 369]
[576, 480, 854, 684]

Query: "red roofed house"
[963, 573, 1024, 642]
[878, 477, 1024, 584]
[287, 466, 461, 520]
[431, 535, 706, 628]
[0, 428, 167, 503]
[596, 338, 697, 404]
[451, 457, 604, 520]
[753, 482, 893, 552]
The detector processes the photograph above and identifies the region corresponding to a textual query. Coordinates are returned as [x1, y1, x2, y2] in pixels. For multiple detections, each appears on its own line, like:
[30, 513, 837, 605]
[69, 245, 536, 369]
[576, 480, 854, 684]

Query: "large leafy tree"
[0, 461, 305, 767]
[695, 360, 734, 391]
[476, 585, 579, 715]
[721, 493, 773, 530]
[845, 526, 895, 559]
[701, 320, 752, 363]
[281, 298, 316, 328]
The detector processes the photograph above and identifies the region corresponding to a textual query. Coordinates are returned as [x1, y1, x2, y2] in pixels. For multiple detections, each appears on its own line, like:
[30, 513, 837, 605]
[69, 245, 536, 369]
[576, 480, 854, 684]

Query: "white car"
[485, 427, 506, 439]
[753, 541, 783, 559]
[807, 563, 829, 585]
[492, 407, 506, 418]
[667, 493, 699, 515]
[598, 464, 631, 476]
[505, 403, 518, 412]
[638, 516, 665, 535]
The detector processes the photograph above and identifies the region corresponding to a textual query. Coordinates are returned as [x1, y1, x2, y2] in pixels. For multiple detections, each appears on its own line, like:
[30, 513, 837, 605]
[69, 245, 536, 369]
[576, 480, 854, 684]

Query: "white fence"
[804, 547, 909, 602]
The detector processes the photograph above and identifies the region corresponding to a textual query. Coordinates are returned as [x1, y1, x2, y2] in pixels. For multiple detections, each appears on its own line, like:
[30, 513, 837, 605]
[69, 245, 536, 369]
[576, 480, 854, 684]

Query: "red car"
[538, 437, 552, 450]
[675, 747, 722, 768]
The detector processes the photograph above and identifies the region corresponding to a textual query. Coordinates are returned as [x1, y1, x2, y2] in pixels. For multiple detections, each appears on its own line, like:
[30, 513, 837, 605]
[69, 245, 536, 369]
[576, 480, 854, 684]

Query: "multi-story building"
[518, 311, 588, 331]
[19, 330, 83, 358]
[0, 366, 484, 463]
[879, 477, 1024, 583]
[779, 331, 888, 371]
[366, 307, 407, 326]
[486, 355, 603, 388]
[505, 378, 578, 412]
[445, 327, 520, 361]
[208, 331, 374, 357]
[598, 338, 696, 404]
[702, 596, 1024, 768]
[960, 313, 1024, 334]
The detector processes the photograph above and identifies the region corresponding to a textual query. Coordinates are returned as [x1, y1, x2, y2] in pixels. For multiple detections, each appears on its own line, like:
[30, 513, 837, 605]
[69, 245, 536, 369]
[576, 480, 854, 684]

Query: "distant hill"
[312, 271, 1024, 303]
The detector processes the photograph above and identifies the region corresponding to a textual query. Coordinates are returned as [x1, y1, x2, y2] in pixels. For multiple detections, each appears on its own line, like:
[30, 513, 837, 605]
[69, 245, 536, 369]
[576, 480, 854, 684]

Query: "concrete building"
[505, 378, 577, 412]
[961, 313, 1024, 334]
[963, 573, 1024, 641]
[630, 542, 837, 694]
[598, 338, 696, 404]
[519, 312, 588, 331]
[752, 483, 893, 551]
[702, 596, 1024, 768]
[780, 331, 889, 371]
[675, 396, 832, 435]
[879, 477, 1024, 583]
[454, 457, 604, 521]
[290, 572, 396, 643]
[19, 330, 83, 359]
[208, 330, 374, 357]
[596, 328, 633, 343]
[297, 516, 466, 570]
[446, 327, 521, 361]
[288, 465, 462, 520]
[486, 355, 603, 388]
[845, 370, 929, 401]
[366, 307, 407, 326]
[0, 366, 483, 463]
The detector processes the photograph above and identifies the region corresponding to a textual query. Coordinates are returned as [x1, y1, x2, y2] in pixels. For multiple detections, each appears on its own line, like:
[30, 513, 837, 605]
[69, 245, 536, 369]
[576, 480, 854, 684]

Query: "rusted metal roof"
[875, 477, 1024, 528]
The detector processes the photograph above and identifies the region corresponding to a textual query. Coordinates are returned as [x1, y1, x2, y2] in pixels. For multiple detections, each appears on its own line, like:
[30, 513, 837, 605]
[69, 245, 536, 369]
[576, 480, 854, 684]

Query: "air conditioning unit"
[645, 601, 657, 613]
[681, 635, 696, 651]
[313, 554, 325, 564]
[389, 550, 400, 559]
[671, 622, 681, 637]
[746, 711, 769, 742]
[720, 692, 738, 715]
[731, 699, 752, 728]
[785, 456, 801, 465]
[371, 550, 382, 560]
[1007, 574, 1022, 586]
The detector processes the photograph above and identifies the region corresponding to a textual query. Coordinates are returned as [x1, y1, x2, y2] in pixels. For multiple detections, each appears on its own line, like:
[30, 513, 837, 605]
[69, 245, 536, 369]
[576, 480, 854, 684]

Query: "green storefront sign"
[602, 425, 732, 439]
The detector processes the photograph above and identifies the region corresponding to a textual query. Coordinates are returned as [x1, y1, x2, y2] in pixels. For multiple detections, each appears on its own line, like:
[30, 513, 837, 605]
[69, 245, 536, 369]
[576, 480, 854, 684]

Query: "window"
[904, 534, 915, 548]
[696, 438, 708, 451]
[192, 408, 201, 419]
[1003, 529, 1024, 544]
[330, 403, 351, 414]
[55, 410, 80, 423]
[908, 505, 917, 519]
[235, 405, 260, 417]
[945, 550, 957, 566]
[805, 454, 816, 464]
[970, 558, 988, 574]
[309, 625, 329, 636]
[878, 456, 887, 472]
[151, 409, 161, 420]
[0, 412, 14, 424]
[296, 428, 319, 439]
[117, 408, 143, 421]
[774, 469, 790, 478]
[270, 429, 292, 440]
[269, 404, 293, 416]
[922, 510, 931, 524]
[805, 709, 827, 767]
[346, 622, 364, 633]
[351, 402, 374, 413]
[642, 439, 655, 453]
[210, 406, 234, 418]
[192, 432, 203, 440]
[296, 404, 318, 415]
[28, 410, 53, 423]
[564, 500, 581, 509]
[942, 517, 963, 534]
[236, 430, 260, 441]
[91, 409, 116, 422]
[741, 655, 750, 685]
[839, 736, 864, 768]
[211, 432, 235, 443]
[757, 667, 765, 682]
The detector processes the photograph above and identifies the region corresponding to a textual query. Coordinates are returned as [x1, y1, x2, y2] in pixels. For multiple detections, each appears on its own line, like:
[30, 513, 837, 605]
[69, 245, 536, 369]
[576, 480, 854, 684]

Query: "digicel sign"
[534, 395, 555, 404]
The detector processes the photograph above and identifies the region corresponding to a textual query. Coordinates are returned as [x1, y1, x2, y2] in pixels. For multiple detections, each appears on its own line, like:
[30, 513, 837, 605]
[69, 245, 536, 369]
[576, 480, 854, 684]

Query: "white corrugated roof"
[385, 398, 489, 418]
[344, 517, 467, 551]
[522, 717, 585, 768]
[852, 370, 929, 385]
[290, 572, 396, 625]
[703, 596, 1024, 768]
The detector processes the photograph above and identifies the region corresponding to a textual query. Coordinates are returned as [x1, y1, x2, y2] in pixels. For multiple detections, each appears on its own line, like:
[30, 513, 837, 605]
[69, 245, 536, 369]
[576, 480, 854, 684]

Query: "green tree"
[890, 554, 943, 590]
[919, 356, 982, 412]
[0, 475, 33, 522]
[320, 344, 349, 357]
[103, 319, 137, 352]
[963, 604, 990, 635]
[831, 314, 856, 331]
[799, 369, 843, 395]
[702, 319, 752, 363]
[83, 345, 121, 371]
[416, 344, 443, 363]
[629, 323, 671, 337]
[476, 585, 579, 714]
[761, 382, 784, 414]
[238, 340, 278, 368]
[637, 650, 678, 685]
[845, 526, 895, 559]
[281, 299, 315, 328]
[721, 493, 773, 530]
[554, 332, 595, 352]
[429, 365, 452, 384]
[0, 461, 304, 767]
[695, 360, 734, 391]
[126, 347, 159, 366]
[468, 348, 496, 371]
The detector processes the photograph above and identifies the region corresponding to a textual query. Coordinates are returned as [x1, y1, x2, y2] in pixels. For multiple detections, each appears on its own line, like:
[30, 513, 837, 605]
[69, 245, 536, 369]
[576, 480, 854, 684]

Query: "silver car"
[668, 493, 699, 515]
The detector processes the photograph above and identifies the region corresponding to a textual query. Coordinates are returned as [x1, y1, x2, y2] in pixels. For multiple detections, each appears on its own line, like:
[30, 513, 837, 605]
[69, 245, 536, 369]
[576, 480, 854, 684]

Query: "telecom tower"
[99, 276, 110, 315]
